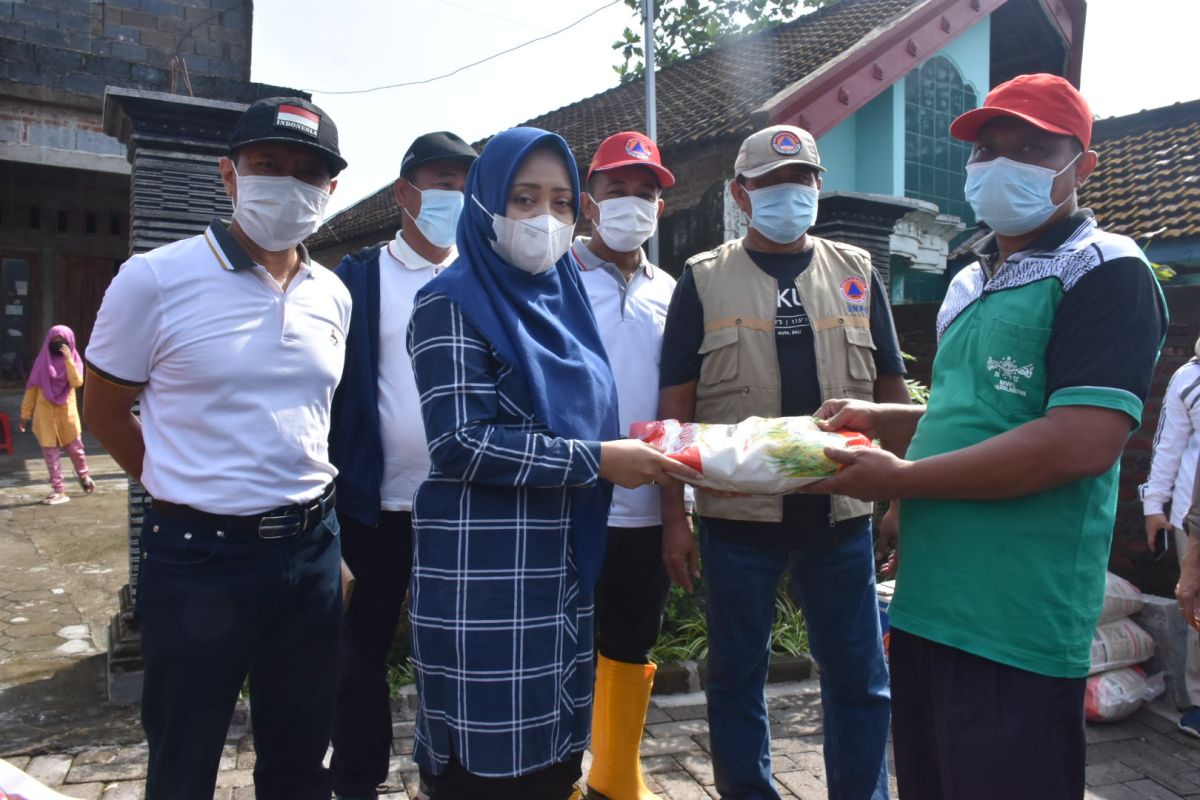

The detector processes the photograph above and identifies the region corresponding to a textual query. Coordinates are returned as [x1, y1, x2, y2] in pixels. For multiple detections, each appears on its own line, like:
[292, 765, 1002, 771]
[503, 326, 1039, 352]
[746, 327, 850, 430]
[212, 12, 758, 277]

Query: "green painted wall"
[938, 15, 990, 104]
[816, 14, 991, 198]
[856, 87, 900, 195]
[816, 114, 857, 192]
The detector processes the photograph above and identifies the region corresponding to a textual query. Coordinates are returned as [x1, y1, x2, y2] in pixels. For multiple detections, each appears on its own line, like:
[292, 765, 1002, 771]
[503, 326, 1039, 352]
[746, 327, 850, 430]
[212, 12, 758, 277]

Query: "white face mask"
[473, 195, 574, 275]
[231, 167, 331, 252]
[589, 194, 659, 253]
[964, 153, 1081, 236]
[405, 187, 464, 249]
[746, 183, 819, 244]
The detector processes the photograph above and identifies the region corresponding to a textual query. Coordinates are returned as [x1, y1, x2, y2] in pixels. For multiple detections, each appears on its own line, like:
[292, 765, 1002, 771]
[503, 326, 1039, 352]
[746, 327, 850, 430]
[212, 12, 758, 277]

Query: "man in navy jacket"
[328, 131, 476, 800]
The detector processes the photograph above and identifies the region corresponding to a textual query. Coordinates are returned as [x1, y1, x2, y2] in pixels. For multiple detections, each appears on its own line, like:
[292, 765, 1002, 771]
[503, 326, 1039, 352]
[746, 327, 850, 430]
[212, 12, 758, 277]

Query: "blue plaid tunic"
[406, 291, 604, 778]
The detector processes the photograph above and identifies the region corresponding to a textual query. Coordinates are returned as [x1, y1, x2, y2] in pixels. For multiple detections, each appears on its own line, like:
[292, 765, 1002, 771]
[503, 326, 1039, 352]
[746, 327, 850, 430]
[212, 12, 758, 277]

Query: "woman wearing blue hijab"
[406, 127, 696, 798]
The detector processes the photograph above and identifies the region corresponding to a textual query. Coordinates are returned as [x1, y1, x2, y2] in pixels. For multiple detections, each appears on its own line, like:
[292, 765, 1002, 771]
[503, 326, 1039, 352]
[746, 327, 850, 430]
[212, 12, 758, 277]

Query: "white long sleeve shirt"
[1142, 357, 1200, 528]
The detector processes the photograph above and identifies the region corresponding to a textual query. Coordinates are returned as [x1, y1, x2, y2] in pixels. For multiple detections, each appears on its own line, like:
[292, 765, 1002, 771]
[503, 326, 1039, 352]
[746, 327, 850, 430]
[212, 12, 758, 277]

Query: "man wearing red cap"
[808, 74, 1168, 797]
[569, 131, 680, 800]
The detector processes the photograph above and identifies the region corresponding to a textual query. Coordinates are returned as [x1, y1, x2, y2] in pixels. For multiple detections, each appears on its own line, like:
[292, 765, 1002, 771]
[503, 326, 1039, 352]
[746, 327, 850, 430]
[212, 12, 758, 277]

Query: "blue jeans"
[137, 506, 343, 800]
[700, 519, 890, 800]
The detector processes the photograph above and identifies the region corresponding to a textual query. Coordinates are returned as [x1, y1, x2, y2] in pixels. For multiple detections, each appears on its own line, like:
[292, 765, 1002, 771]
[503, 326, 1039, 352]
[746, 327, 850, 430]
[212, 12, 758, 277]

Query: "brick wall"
[1116, 285, 1200, 596]
[892, 284, 1200, 596]
[0, 100, 124, 157]
[0, 0, 253, 99]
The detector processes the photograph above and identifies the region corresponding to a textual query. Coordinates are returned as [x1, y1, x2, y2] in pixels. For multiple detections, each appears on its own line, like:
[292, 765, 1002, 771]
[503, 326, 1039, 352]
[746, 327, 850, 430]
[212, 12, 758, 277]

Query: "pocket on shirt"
[975, 317, 1049, 419]
[843, 325, 878, 382]
[698, 327, 740, 385]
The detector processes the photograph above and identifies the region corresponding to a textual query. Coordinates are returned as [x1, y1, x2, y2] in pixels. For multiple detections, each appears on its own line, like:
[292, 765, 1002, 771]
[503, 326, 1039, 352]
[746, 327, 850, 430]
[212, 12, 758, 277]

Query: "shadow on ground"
[0, 654, 142, 756]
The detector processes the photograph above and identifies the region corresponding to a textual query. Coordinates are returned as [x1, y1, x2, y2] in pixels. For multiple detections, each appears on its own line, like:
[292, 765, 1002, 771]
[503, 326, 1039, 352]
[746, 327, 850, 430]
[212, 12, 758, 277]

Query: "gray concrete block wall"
[0, 0, 253, 99]
[1136, 596, 1193, 711]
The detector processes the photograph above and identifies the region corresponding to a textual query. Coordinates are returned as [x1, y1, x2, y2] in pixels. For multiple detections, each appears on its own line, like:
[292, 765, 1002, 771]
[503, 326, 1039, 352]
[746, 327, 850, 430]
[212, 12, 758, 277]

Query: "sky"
[250, 0, 1200, 216]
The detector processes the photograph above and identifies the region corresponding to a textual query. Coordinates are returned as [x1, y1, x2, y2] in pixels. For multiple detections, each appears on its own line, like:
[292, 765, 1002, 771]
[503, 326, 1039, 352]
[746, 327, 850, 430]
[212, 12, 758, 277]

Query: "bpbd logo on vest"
[841, 276, 868, 314]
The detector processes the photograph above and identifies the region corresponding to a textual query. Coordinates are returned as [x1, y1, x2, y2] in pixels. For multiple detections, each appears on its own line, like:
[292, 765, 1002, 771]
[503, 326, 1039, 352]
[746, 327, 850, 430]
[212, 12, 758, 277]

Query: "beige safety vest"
[689, 236, 877, 523]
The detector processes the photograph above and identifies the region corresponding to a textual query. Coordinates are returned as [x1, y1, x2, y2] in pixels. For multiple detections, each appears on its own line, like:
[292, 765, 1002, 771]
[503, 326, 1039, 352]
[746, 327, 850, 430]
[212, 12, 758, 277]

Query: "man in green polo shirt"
[806, 74, 1167, 798]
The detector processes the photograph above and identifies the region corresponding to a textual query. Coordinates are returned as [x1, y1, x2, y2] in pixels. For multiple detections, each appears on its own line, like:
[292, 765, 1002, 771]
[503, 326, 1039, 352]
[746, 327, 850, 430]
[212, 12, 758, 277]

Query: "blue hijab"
[420, 126, 618, 592]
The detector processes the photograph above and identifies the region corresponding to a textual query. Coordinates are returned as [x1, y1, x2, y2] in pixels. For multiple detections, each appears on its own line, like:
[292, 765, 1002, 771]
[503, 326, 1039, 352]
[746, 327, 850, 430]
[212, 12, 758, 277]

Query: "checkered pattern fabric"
[405, 291, 603, 778]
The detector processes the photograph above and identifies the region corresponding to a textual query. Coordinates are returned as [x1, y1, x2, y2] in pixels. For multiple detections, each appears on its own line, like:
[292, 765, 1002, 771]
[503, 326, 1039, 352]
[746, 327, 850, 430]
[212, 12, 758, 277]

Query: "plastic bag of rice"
[630, 416, 873, 495]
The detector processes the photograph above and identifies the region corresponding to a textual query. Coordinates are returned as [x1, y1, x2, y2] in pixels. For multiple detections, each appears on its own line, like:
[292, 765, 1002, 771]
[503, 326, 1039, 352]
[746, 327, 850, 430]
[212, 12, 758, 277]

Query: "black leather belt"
[151, 483, 336, 540]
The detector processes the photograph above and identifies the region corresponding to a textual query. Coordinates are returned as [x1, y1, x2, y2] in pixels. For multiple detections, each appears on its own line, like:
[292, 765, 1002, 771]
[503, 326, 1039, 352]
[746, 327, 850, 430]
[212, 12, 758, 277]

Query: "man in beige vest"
[658, 125, 910, 800]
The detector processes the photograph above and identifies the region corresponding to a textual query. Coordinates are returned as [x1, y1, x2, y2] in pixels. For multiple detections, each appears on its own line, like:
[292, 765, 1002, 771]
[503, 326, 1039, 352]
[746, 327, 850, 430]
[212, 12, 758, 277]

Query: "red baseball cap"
[950, 73, 1093, 149]
[587, 131, 675, 189]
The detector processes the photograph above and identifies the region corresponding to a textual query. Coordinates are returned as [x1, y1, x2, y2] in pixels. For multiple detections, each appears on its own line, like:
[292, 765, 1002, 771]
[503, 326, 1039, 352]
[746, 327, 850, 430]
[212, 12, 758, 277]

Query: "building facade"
[309, 0, 1087, 300]
[0, 0, 258, 383]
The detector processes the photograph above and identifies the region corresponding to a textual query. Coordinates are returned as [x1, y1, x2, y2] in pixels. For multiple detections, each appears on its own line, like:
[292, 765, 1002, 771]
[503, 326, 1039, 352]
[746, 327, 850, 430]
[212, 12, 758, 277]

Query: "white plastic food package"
[1089, 618, 1156, 675]
[1097, 571, 1146, 625]
[631, 416, 873, 495]
[1084, 667, 1165, 722]
[0, 757, 86, 799]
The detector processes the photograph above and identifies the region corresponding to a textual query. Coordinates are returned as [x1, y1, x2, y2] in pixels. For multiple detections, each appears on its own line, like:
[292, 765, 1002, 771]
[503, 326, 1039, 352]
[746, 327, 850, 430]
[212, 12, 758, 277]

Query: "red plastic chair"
[0, 412, 12, 455]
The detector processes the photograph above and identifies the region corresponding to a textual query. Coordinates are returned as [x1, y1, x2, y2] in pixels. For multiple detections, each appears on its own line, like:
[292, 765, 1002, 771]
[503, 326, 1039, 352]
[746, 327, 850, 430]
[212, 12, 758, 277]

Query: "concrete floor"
[4, 390, 1200, 799]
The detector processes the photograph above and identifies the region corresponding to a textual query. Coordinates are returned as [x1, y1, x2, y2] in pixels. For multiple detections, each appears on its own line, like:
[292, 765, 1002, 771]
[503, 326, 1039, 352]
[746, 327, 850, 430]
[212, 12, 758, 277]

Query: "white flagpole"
[645, 0, 660, 266]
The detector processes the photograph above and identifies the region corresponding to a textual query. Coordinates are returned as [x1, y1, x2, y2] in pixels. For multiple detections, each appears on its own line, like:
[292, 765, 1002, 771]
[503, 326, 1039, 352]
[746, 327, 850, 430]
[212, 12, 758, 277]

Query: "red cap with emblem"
[950, 73, 1093, 149]
[587, 131, 675, 189]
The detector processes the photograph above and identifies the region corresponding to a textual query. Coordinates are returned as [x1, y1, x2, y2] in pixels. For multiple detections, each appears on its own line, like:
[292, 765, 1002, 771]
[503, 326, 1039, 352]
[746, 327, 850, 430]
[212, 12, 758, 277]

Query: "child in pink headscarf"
[19, 324, 95, 505]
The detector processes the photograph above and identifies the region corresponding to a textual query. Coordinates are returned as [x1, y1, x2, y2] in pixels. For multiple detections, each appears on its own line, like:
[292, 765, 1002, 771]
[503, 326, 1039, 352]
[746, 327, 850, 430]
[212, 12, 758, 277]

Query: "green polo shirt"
[889, 212, 1167, 678]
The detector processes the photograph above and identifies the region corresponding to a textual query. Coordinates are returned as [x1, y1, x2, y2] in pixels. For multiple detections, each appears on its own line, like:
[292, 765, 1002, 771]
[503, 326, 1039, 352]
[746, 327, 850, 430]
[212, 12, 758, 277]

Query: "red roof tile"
[1082, 98, 1200, 244]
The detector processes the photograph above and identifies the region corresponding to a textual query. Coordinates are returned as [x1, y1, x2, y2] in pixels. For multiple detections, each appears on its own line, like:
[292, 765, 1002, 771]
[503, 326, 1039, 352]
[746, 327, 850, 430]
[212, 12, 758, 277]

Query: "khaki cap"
[734, 124, 824, 179]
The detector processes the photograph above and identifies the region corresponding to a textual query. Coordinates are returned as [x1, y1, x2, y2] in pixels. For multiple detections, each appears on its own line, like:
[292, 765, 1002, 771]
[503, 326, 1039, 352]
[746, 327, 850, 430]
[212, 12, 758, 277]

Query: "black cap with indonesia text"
[228, 96, 349, 176]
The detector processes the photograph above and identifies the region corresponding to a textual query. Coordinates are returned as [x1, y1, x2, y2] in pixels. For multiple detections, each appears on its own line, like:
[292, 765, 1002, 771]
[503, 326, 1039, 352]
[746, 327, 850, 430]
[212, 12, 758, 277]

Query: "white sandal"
[42, 493, 70, 505]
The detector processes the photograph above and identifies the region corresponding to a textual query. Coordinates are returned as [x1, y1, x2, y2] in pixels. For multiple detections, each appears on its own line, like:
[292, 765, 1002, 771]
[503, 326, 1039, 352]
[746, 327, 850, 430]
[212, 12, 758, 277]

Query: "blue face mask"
[964, 154, 1081, 236]
[746, 183, 819, 244]
[407, 188, 465, 248]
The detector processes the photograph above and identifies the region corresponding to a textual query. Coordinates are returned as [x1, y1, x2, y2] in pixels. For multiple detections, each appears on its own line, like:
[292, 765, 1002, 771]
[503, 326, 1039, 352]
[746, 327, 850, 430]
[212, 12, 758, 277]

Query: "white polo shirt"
[572, 237, 679, 527]
[86, 220, 351, 516]
[377, 232, 455, 511]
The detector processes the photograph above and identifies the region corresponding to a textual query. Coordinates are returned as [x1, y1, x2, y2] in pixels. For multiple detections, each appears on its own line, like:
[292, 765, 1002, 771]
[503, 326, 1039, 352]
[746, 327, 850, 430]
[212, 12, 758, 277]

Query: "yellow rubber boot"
[587, 655, 661, 800]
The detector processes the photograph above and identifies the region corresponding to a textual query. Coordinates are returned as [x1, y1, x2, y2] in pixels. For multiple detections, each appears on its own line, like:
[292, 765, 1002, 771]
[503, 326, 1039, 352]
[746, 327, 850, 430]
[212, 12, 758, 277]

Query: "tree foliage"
[613, 0, 838, 80]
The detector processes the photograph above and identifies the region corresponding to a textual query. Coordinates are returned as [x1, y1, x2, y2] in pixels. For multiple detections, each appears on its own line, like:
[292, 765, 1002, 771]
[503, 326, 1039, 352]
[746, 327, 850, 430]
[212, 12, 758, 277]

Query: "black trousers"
[137, 507, 342, 800]
[889, 627, 1087, 800]
[594, 525, 671, 664]
[330, 511, 414, 798]
[420, 753, 584, 800]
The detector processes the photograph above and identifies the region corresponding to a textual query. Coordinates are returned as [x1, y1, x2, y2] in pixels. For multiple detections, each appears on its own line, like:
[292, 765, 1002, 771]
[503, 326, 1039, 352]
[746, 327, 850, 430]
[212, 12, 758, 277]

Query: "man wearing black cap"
[326, 131, 477, 800]
[84, 97, 350, 800]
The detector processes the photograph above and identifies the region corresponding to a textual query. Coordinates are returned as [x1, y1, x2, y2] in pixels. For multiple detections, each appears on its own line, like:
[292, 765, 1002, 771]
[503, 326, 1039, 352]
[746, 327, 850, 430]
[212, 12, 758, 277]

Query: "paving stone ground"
[4, 389, 1200, 798]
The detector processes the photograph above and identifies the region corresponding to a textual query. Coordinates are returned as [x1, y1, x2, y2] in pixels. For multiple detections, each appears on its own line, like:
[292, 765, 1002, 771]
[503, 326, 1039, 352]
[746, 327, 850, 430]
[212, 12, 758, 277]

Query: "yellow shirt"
[20, 357, 83, 448]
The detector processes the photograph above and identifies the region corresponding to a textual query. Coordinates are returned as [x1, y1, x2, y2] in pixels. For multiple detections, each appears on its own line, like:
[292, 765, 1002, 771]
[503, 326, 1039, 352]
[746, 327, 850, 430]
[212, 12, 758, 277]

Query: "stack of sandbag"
[1085, 572, 1164, 722]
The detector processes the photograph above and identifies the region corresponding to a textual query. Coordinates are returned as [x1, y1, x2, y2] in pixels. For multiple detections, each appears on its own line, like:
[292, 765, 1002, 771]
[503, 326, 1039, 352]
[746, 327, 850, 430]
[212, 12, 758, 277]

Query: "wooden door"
[56, 256, 117, 357]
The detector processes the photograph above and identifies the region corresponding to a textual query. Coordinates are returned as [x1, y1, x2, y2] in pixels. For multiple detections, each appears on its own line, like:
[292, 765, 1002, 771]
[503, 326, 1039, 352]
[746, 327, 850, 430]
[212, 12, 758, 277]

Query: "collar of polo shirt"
[388, 230, 452, 272]
[205, 217, 312, 272]
[972, 209, 1095, 278]
[571, 237, 655, 280]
